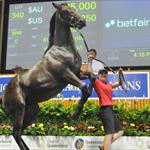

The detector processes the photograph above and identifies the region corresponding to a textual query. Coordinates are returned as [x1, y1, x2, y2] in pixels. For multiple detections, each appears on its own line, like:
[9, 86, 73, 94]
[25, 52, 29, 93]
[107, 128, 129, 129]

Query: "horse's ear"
[52, 3, 61, 10]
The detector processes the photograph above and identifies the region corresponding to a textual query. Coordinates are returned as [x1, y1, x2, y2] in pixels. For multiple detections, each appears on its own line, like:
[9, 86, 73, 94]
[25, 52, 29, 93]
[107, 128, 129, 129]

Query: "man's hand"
[119, 67, 123, 73]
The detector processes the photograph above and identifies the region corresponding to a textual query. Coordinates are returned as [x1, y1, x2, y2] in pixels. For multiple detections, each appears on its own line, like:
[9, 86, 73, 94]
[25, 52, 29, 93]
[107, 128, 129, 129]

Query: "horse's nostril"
[83, 21, 86, 26]
[79, 20, 84, 23]
[79, 20, 86, 26]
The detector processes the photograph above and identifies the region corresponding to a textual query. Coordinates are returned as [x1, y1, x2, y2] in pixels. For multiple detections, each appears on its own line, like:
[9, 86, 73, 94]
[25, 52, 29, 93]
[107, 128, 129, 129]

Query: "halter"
[58, 11, 78, 28]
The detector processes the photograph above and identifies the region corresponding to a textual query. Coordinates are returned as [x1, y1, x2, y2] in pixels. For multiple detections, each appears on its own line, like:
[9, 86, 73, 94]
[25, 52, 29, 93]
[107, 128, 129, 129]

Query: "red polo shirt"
[94, 79, 113, 106]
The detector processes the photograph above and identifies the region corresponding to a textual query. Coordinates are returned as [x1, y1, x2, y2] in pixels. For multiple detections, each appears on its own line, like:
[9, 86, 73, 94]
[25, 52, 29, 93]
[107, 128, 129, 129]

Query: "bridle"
[58, 11, 79, 28]
[75, 28, 128, 92]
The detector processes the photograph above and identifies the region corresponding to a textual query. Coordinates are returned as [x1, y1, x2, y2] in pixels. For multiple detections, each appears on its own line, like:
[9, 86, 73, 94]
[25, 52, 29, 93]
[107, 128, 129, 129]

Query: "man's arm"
[112, 81, 121, 89]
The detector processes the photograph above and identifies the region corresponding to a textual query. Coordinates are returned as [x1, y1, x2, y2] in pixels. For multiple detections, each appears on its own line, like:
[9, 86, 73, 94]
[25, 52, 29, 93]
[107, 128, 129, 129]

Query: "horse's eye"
[63, 10, 69, 15]
[70, 16, 74, 21]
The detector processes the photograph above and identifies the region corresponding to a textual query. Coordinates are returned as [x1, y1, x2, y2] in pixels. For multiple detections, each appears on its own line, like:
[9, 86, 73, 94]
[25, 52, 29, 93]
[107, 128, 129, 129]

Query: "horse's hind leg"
[13, 101, 29, 150]
[22, 104, 40, 130]
[14, 104, 39, 150]
[6, 89, 29, 150]
[17, 104, 39, 149]
[3, 80, 29, 149]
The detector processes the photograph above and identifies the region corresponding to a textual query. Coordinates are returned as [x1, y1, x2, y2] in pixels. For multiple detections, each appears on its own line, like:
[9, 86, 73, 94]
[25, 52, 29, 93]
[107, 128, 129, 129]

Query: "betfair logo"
[105, 18, 150, 28]
[105, 20, 116, 28]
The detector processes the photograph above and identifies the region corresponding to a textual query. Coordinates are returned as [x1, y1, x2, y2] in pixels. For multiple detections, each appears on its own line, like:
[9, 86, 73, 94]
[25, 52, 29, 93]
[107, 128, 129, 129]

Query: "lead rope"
[76, 28, 116, 73]
[76, 28, 128, 92]
[119, 69, 128, 93]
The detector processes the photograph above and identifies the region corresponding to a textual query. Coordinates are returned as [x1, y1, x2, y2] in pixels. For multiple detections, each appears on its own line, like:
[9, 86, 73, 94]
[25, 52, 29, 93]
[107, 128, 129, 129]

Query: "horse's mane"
[44, 12, 56, 55]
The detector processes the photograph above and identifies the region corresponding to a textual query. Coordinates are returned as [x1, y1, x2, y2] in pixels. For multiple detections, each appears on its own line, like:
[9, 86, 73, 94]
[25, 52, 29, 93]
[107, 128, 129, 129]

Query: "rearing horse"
[2, 3, 92, 150]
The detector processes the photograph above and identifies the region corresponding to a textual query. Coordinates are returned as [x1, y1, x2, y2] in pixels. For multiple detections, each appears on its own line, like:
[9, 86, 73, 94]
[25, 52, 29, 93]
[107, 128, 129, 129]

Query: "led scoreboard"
[4, 0, 99, 70]
[1, 0, 150, 72]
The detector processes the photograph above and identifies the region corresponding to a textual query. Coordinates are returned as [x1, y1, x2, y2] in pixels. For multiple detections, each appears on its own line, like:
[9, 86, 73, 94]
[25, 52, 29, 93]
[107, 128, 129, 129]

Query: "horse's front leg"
[81, 72, 95, 92]
[72, 72, 95, 118]
[79, 63, 95, 96]
[63, 68, 91, 118]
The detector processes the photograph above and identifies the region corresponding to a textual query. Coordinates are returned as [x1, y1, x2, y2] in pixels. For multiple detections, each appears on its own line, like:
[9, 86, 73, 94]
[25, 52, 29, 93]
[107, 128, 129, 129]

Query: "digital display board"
[0, 0, 2, 68]
[0, 1, 1, 30]
[6, 0, 99, 69]
[1, 0, 150, 72]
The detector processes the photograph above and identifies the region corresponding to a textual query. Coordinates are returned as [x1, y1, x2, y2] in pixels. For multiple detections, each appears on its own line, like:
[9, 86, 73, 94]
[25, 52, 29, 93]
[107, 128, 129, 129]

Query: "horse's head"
[52, 3, 86, 29]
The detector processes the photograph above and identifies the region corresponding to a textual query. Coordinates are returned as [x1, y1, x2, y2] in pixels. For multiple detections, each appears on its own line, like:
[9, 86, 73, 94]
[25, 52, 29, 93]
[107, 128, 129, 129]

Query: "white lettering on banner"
[0, 84, 7, 93]
[63, 80, 142, 93]
[0, 72, 149, 99]
[63, 84, 80, 91]
[127, 81, 141, 90]
[113, 81, 141, 91]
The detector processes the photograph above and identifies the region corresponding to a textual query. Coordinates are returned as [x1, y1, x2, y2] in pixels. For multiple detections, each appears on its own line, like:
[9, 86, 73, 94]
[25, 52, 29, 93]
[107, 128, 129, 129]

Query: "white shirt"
[91, 59, 104, 74]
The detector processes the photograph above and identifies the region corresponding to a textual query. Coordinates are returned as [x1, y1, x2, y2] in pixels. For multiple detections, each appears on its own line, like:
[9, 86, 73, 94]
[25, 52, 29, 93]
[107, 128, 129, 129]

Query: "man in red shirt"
[94, 68, 124, 150]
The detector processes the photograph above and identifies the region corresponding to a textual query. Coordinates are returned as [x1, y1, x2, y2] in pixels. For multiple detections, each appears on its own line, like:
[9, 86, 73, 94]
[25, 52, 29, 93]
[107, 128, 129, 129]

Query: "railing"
[40, 99, 150, 110]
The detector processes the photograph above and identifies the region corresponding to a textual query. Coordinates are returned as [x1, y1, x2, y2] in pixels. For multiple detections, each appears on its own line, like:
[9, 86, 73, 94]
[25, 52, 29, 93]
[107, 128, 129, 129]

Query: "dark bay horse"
[2, 3, 92, 150]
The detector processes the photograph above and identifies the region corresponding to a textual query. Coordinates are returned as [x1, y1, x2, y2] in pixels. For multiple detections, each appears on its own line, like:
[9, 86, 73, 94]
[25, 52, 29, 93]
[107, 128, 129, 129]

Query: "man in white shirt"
[87, 49, 104, 74]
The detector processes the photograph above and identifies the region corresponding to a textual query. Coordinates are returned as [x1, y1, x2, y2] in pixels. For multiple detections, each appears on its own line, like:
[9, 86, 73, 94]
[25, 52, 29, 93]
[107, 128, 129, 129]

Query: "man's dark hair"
[98, 69, 108, 75]
[88, 49, 97, 55]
